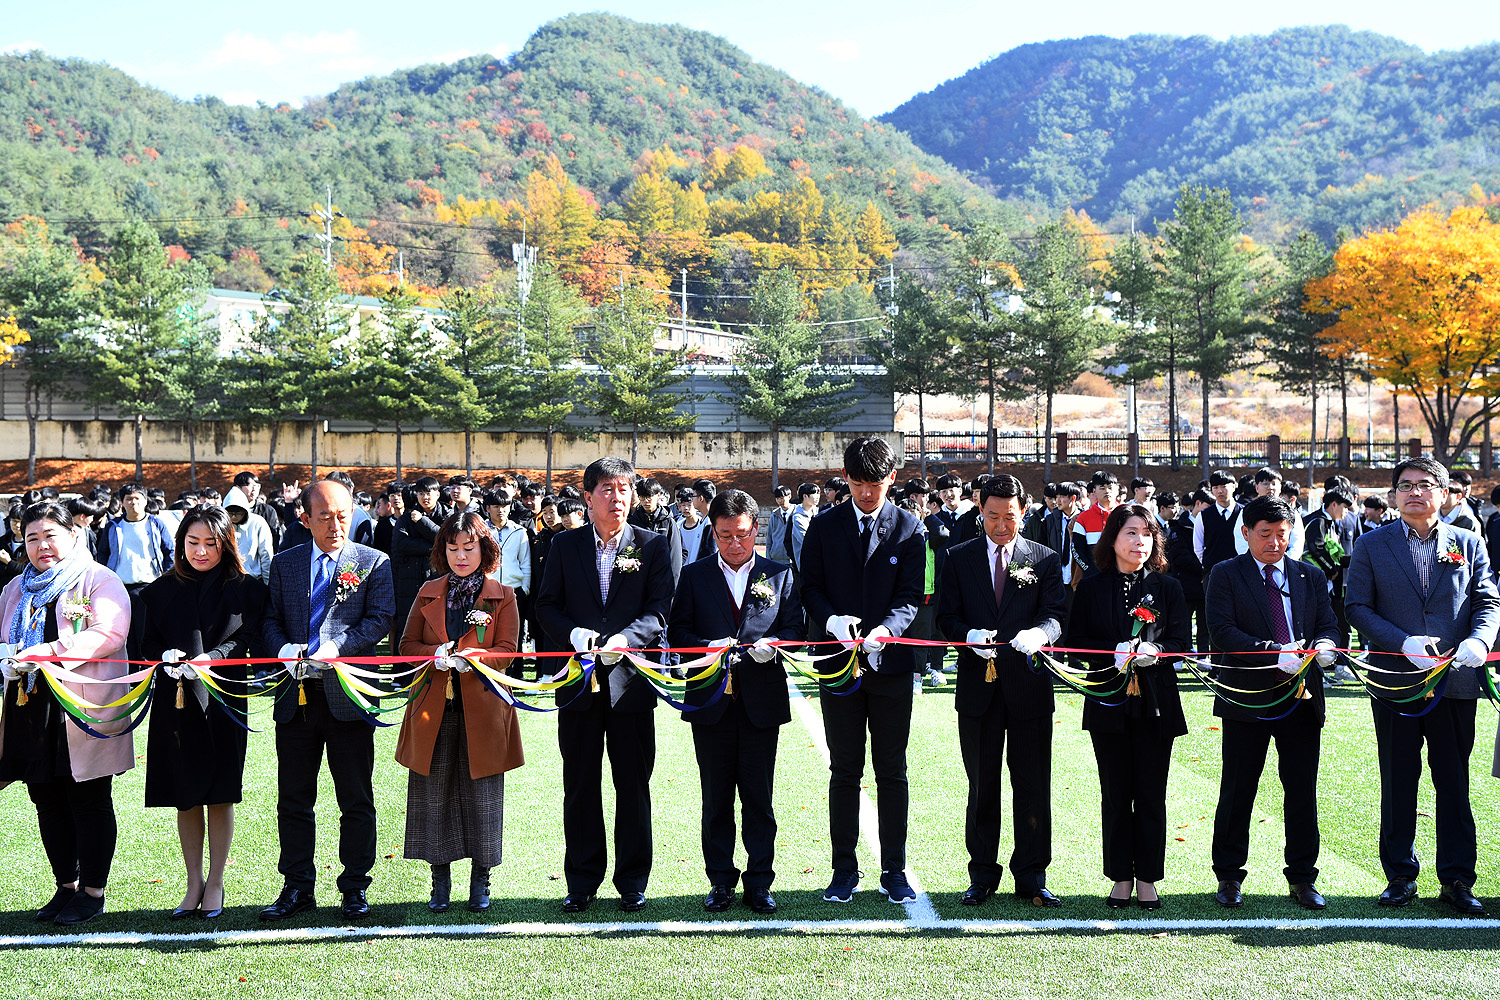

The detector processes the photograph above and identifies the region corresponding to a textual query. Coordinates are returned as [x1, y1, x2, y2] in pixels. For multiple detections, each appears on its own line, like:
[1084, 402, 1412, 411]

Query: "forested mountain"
[0, 13, 1015, 294]
[883, 26, 1500, 240]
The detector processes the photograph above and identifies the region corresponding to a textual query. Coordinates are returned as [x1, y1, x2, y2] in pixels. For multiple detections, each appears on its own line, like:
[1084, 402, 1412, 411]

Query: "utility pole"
[301, 185, 344, 266]
[512, 217, 537, 332]
[619, 270, 626, 320]
[680, 268, 688, 347]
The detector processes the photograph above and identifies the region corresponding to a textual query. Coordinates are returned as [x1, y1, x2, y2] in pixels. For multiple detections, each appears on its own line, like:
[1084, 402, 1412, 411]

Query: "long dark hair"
[173, 506, 246, 582]
[1094, 503, 1169, 574]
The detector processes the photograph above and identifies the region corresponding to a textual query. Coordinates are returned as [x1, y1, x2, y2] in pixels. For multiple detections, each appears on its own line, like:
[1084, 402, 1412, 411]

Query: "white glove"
[432, 641, 454, 671]
[967, 628, 998, 652]
[1113, 641, 1133, 671]
[1401, 635, 1443, 670]
[1010, 628, 1048, 657]
[1133, 641, 1160, 668]
[826, 615, 862, 651]
[1452, 637, 1491, 670]
[0, 646, 18, 683]
[278, 642, 303, 672]
[1275, 641, 1303, 675]
[15, 644, 50, 671]
[596, 634, 628, 664]
[451, 655, 473, 673]
[710, 637, 737, 651]
[1313, 638, 1338, 668]
[861, 625, 891, 656]
[169, 664, 199, 681]
[569, 627, 600, 654]
[311, 640, 338, 663]
[747, 639, 778, 663]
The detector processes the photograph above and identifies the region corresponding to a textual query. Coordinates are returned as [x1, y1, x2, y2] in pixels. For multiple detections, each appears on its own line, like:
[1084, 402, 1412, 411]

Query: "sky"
[4, 1, 1497, 117]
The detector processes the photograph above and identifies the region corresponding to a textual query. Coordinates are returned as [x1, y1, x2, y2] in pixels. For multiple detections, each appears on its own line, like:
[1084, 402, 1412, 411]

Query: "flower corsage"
[1008, 561, 1038, 587]
[615, 544, 643, 573]
[1436, 541, 1465, 566]
[60, 595, 92, 634]
[464, 608, 494, 645]
[333, 564, 371, 603]
[749, 575, 777, 607]
[1129, 594, 1157, 638]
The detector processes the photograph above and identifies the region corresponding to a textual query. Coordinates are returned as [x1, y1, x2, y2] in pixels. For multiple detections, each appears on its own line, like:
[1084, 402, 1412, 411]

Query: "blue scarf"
[7, 536, 91, 650]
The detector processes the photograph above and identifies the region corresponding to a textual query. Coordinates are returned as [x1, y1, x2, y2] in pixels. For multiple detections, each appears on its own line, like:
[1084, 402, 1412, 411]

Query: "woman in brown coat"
[397, 511, 524, 914]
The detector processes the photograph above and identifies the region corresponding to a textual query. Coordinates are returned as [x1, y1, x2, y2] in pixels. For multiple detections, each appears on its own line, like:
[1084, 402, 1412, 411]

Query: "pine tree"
[588, 284, 699, 465]
[433, 284, 508, 477]
[876, 276, 960, 480]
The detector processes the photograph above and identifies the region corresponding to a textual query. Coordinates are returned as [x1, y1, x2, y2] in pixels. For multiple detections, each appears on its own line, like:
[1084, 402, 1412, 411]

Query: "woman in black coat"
[1064, 502, 1190, 911]
[392, 478, 449, 649]
[140, 506, 268, 920]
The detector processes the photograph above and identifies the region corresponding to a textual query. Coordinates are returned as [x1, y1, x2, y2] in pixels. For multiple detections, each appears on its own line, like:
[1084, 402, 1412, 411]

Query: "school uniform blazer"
[1205, 553, 1339, 724]
[935, 536, 1066, 721]
[799, 500, 926, 674]
[534, 522, 675, 713]
[668, 554, 804, 729]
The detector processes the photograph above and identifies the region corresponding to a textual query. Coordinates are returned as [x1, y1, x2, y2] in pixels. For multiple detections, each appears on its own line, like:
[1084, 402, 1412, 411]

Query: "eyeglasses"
[1395, 481, 1440, 494]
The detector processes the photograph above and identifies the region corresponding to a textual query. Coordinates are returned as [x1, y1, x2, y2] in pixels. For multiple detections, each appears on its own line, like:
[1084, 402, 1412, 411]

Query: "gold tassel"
[16, 683, 27, 707]
[1296, 680, 1309, 701]
[590, 670, 600, 693]
[445, 672, 455, 700]
[298, 680, 307, 706]
[984, 657, 997, 684]
[725, 664, 735, 697]
[1126, 672, 1141, 697]
[176, 678, 185, 710]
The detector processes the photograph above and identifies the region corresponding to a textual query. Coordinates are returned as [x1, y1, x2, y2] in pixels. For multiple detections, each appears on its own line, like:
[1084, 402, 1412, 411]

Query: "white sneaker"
[1334, 663, 1357, 684]
[926, 669, 947, 687]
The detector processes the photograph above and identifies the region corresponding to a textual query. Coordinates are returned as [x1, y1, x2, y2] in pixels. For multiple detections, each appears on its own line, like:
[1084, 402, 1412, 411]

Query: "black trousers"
[27, 775, 116, 889]
[820, 668, 912, 874]
[958, 701, 1052, 893]
[1090, 720, 1174, 882]
[1372, 696, 1477, 886]
[557, 697, 656, 895]
[691, 699, 780, 890]
[1211, 702, 1321, 885]
[274, 682, 377, 893]
[908, 599, 945, 673]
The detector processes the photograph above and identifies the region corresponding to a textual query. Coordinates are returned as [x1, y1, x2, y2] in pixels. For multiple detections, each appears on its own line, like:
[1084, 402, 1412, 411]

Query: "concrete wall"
[0, 420, 904, 471]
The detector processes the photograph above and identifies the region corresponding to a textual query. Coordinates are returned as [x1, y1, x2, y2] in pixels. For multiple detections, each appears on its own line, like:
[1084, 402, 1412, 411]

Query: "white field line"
[3, 915, 1499, 949]
[787, 679, 940, 924]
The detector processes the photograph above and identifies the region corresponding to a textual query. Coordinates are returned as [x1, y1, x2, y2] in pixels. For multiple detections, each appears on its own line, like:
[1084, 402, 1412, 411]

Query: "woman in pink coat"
[0, 502, 132, 927]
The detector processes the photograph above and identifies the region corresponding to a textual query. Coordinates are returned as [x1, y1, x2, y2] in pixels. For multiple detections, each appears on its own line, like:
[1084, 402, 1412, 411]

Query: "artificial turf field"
[0, 669, 1497, 999]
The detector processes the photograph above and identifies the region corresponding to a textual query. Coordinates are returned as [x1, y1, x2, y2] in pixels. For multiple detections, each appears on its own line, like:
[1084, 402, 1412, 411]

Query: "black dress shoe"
[1105, 892, 1133, 909]
[960, 884, 996, 906]
[468, 870, 491, 913]
[259, 887, 317, 922]
[200, 885, 226, 921]
[619, 891, 647, 912]
[36, 886, 76, 922]
[429, 871, 451, 914]
[1377, 879, 1418, 907]
[1289, 883, 1326, 910]
[171, 887, 204, 920]
[704, 885, 735, 912]
[1439, 880, 1486, 916]
[53, 892, 105, 927]
[561, 891, 595, 913]
[1215, 880, 1243, 908]
[1018, 887, 1062, 908]
[745, 887, 777, 914]
[1136, 896, 1163, 911]
[340, 889, 370, 921]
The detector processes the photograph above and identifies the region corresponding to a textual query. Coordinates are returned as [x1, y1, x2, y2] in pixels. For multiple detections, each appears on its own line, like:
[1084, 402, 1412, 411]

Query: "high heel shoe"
[1136, 882, 1162, 911]
[171, 887, 205, 920]
[200, 884, 226, 920]
[1104, 880, 1133, 909]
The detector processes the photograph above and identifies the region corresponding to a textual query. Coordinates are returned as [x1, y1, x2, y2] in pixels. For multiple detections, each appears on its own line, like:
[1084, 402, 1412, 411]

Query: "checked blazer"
[263, 540, 395, 724]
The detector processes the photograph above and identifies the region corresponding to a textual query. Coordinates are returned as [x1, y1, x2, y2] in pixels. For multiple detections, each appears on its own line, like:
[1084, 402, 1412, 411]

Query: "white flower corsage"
[1008, 562, 1038, 587]
[615, 544, 643, 573]
[749, 575, 777, 607]
[60, 595, 92, 634]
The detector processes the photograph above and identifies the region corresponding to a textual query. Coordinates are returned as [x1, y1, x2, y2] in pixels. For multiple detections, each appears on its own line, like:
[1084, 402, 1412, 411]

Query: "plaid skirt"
[403, 709, 505, 866]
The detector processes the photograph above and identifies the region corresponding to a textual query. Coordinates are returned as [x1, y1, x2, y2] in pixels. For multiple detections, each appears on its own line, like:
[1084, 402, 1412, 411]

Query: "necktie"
[1263, 563, 1292, 645]
[309, 553, 332, 646]
[993, 544, 1007, 610]
[858, 514, 872, 559]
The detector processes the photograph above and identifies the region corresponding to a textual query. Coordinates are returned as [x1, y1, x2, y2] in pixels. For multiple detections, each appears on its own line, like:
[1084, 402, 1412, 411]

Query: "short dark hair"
[1241, 496, 1294, 530]
[20, 501, 74, 535]
[118, 483, 147, 501]
[1254, 467, 1283, 485]
[772, 485, 792, 498]
[583, 457, 636, 493]
[1392, 457, 1448, 492]
[519, 484, 542, 500]
[798, 482, 820, 498]
[843, 437, 897, 483]
[448, 475, 475, 488]
[1280, 482, 1300, 499]
[233, 471, 259, 489]
[935, 473, 962, 491]
[324, 470, 356, 493]
[39, 487, 61, 501]
[1041, 482, 1059, 498]
[1208, 470, 1236, 487]
[555, 498, 585, 519]
[1189, 488, 1214, 506]
[824, 476, 848, 491]
[708, 489, 759, 525]
[66, 496, 107, 521]
[1130, 477, 1155, 490]
[1323, 490, 1354, 509]
[1451, 469, 1473, 486]
[675, 487, 697, 503]
[1157, 491, 1179, 507]
[978, 474, 1029, 509]
[1058, 482, 1084, 500]
[173, 506, 246, 583]
[414, 475, 442, 492]
[692, 478, 717, 499]
[1089, 471, 1119, 489]
[1364, 495, 1389, 512]
[431, 510, 501, 576]
[1095, 503, 1169, 574]
[558, 485, 583, 501]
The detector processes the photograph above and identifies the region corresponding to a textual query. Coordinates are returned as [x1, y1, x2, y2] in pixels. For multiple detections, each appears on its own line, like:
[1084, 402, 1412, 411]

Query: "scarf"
[7, 534, 92, 649]
[445, 570, 485, 617]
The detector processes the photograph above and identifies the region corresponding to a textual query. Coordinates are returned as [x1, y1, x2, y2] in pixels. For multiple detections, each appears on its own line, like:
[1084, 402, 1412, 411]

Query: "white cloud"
[3, 40, 45, 54]
[819, 39, 861, 63]
[208, 28, 373, 73]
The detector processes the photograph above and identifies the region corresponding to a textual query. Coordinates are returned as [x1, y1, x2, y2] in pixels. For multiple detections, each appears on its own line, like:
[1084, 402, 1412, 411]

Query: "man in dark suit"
[259, 480, 394, 922]
[1346, 458, 1500, 916]
[668, 489, 805, 915]
[1205, 496, 1339, 911]
[535, 457, 676, 914]
[1168, 490, 1212, 655]
[935, 474, 1068, 907]
[800, 437, 926, 905]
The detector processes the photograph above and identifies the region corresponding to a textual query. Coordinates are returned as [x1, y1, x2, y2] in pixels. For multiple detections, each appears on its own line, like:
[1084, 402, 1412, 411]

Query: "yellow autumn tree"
[856, 201, 897, 265]
[1305, 205, 1500, 462]
[524, 155, 599, 272]
[0, 313, 28, 364]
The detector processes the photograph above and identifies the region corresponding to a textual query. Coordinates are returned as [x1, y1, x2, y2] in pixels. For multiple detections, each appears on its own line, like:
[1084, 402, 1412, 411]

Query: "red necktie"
[993, 545, 1007, 609]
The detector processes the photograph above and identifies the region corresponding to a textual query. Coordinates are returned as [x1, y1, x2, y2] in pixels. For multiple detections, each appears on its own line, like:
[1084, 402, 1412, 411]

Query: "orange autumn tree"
[1306, 206, 1500, 463]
